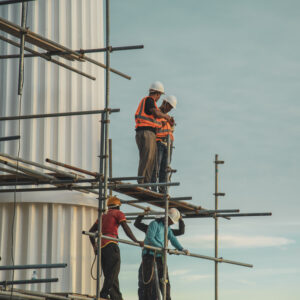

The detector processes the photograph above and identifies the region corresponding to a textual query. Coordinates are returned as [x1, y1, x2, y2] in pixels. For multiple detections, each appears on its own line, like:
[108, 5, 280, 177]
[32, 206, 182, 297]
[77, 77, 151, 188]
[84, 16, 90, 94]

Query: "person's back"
[101, 208, 125, 248]
[89, 196, 143, 300]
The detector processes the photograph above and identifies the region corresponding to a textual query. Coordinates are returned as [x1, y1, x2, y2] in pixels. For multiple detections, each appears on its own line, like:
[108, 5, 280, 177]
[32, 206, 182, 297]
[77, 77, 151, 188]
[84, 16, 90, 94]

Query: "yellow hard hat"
[107, 196, 121, 207]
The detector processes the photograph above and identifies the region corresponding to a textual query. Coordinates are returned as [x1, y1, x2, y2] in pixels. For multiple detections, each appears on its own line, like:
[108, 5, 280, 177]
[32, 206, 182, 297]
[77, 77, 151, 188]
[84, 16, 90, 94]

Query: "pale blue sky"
[106, 1, 300, 299]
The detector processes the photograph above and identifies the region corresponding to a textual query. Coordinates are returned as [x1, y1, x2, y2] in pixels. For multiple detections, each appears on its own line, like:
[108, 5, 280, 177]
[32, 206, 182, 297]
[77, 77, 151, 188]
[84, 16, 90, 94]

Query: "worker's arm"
[120, 221, 144, 247]
[171, 218, 185, 236]
[134, 215, 148, 233]
[168, 228, 183, 251]
[89, 220, 98, 254]
[150, 108, 174, 126]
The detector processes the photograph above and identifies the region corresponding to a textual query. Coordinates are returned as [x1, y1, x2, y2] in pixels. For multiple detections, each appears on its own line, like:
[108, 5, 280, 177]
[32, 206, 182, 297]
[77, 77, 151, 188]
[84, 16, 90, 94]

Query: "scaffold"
[0, 1, 272, 300]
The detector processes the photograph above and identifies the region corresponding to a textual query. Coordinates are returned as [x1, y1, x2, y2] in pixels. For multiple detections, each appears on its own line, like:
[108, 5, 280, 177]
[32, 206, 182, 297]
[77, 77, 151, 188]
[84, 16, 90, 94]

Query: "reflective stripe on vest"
[135, 97, 161, 128]
[156, 118, 174, 141]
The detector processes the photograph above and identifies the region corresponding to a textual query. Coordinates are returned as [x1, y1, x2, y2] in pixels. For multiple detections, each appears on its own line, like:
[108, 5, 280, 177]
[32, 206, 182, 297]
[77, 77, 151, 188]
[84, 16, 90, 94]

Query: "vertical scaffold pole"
[162, 135, 171, 300]
[95, 112, 105, 299]
[214, 154, 224, 300]
[109, 139, 112, 196]
[18, 1, 27, 95]
[214, 154, 219, 300]
[96, 0, 111, 299]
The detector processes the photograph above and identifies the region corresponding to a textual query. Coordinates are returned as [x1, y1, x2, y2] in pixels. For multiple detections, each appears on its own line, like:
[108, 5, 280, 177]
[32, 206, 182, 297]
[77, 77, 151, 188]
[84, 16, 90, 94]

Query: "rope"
[142, 251, 156, 285]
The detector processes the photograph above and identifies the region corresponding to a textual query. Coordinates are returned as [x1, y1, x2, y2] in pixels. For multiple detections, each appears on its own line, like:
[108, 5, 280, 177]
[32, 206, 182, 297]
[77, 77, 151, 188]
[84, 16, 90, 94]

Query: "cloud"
[169, 269, 212, 281]
[180, 234, 295, 249]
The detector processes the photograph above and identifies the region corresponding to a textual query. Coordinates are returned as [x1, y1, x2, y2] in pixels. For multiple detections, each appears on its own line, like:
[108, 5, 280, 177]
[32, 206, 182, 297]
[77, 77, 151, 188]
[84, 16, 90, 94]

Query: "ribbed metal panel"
[0, 0, 104, 295]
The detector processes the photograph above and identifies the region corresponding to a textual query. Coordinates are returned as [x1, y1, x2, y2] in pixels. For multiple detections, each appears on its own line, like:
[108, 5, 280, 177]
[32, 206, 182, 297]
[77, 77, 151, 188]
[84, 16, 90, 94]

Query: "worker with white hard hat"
[151, 95, 177, 193]
[134, 207, 185, 300]
[135, 82, 175, 185]
[141, 208, 189, 300]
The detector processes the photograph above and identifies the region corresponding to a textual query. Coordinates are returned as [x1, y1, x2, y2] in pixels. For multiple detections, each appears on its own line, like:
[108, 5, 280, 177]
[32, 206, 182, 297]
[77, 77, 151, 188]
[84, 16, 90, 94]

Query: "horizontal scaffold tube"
[124, 209, 240, 217]
[82, 232, 253, 268]
[0, 278, 58, 286]
[0, 263, 67, 270]
[0, 109, 120, 122]
[0, 135, 20, 142]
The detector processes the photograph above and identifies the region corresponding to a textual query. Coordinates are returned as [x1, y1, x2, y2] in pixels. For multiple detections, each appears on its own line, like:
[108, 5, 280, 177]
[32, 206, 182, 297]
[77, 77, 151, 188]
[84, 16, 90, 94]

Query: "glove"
[182, 249, 190, 255]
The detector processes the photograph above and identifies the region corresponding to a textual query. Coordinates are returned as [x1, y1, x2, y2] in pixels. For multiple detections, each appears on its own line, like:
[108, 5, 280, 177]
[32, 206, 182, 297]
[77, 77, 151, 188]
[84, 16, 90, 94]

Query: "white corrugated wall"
[0, 0, 104, 295]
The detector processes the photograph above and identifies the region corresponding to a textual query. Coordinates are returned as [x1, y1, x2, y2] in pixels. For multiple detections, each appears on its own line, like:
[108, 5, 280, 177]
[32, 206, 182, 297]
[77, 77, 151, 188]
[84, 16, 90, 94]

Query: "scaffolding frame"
[0, 1, 272, 300]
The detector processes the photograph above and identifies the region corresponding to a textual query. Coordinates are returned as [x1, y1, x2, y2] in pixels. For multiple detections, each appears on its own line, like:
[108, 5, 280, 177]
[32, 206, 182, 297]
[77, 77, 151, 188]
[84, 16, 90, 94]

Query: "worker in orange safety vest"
[151, 95, 177, 193]
[135, 82, 174, 185]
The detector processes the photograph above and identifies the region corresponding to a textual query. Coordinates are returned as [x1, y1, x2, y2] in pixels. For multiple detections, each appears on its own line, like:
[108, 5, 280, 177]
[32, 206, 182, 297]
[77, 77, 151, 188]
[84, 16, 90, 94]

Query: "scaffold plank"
[0, 16, 83, 61]
[111, 181, 202, 213]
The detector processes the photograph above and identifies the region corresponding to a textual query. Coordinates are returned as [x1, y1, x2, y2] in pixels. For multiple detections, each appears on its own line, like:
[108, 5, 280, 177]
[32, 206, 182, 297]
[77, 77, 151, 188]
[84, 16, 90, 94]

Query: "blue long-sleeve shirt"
[143, 219, 183, 257]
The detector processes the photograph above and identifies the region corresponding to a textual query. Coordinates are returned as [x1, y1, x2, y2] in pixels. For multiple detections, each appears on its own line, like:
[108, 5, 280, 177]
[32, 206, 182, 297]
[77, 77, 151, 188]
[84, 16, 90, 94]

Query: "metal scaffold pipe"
[95, 0, 112, 297]
[162, 135, 171, 300]
[0, 109, 120, 122]
[0, 135, 20, 142]
[0, 263, 67, 270]
[0, 35, 96, 81]
[18, 1, 27, 95]
[0, 45, 144, 58]
[82, 232, 253, 268]
[0, 278, 58, 286]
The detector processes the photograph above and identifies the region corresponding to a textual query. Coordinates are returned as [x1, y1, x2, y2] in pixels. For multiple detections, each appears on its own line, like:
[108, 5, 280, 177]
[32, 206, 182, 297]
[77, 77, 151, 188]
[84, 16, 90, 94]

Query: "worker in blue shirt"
[141, 208, 189, 300]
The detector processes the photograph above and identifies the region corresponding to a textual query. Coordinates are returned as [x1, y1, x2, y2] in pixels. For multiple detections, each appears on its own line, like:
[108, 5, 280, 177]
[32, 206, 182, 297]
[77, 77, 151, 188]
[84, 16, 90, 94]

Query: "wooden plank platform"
[0, 16, 83, 61]
[111, 181, 202, 213]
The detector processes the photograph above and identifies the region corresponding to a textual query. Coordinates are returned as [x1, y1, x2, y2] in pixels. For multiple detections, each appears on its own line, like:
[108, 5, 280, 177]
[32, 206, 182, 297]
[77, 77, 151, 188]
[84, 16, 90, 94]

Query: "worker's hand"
[161, 120, 167, 127]
[138, 241, 144, 248]
[169, 117, 175, 127]
[182, 249, 190, 255]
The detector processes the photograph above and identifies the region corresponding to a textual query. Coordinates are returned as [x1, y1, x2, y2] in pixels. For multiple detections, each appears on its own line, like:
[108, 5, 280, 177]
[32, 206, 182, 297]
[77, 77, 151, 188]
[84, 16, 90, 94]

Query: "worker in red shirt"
[89, 196, 144, 300]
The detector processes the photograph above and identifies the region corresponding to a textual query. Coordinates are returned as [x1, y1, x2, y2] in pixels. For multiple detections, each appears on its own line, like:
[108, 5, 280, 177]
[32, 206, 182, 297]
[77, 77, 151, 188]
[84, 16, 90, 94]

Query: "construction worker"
[89, 196, 144, 300]
[135, 82, 175, 185]
[140, 208, 189, 300]
[151, 95, 177, 193]
[134, 210, 185, 300]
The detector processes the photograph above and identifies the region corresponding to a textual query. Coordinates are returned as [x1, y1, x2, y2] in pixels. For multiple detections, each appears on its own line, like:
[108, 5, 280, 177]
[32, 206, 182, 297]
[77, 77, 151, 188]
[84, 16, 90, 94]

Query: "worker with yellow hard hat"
[89, 196, 144, 300]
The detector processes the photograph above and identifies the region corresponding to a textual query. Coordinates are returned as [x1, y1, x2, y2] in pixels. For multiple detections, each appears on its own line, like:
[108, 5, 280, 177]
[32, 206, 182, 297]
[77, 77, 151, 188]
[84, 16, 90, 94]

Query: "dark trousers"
[151, 141, 173, 192]
[138, 262, 157, 300]
[136, 130, 157, 183]
[141, 254, 171, 300]
[100, 243, 123, 300]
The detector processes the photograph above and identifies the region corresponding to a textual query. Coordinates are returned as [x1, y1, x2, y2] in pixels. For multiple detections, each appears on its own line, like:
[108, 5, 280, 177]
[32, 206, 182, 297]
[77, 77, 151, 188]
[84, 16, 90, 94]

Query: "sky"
[104, 1, 300, 299]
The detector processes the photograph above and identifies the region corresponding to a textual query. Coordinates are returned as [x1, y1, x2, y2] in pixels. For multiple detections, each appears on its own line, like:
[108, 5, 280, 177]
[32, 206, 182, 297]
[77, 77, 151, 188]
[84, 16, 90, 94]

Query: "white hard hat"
[149, 81, 165, 94]
[164, 95, 177, 109]
[168, 208, 180, 224]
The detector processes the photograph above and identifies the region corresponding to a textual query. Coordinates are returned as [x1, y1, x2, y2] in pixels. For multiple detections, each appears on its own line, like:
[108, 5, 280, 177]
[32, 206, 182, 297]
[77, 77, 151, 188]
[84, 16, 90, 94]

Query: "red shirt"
[97, 208, 126, 248]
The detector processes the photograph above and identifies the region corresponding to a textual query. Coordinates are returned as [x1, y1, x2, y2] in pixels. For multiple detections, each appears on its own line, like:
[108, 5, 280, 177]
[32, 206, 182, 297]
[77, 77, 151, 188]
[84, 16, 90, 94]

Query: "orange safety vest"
[135, 97, 162, 129]
[156, 118, 174, 142]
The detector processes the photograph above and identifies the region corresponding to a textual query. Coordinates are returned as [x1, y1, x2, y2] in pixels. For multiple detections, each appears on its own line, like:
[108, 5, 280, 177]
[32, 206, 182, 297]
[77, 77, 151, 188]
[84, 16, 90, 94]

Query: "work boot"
[100, 292, 109, 299]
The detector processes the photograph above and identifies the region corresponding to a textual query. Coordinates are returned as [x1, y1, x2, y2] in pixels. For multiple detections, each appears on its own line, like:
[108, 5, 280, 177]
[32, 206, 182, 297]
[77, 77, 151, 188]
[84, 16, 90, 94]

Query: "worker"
[135, 82, 175, 186]
[134, 210, 185, 300]
[89, 196, 144, 300]
[151, 95, 177, 193]
[140, 208, 189, 300]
